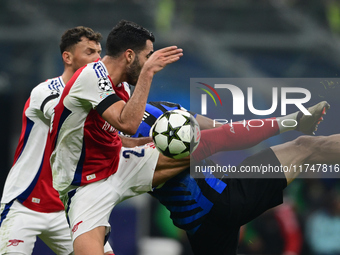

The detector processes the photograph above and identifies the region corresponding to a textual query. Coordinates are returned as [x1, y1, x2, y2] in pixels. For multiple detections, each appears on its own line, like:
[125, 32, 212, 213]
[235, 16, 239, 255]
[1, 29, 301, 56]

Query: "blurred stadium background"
[1, 0, 340, 254]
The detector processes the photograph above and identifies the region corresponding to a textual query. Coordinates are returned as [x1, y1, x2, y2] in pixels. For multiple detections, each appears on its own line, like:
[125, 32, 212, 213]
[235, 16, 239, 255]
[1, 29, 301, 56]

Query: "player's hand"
[142, 46, 183, 75]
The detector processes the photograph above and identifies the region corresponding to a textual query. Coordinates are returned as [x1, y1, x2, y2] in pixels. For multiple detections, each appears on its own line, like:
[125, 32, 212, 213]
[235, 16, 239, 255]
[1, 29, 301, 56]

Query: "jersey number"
[122, 149, 145, 158]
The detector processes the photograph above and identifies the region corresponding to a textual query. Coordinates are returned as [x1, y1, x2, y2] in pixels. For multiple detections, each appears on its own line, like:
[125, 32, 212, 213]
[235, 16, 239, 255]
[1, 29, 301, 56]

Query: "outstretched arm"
[119, 135, 152, 148]
[101, 47, 183, 135]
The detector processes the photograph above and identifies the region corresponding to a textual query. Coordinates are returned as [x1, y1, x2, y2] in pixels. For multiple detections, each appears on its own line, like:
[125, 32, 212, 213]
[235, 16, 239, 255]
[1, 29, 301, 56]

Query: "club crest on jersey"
[72, 221, 83, 233]
[7, 239, 24, 247]
[98, 77, 113, 92]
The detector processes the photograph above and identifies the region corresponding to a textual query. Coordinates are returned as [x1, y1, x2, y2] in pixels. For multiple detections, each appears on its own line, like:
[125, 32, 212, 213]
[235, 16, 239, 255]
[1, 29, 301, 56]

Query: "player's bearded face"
[126, 54, 142, 86]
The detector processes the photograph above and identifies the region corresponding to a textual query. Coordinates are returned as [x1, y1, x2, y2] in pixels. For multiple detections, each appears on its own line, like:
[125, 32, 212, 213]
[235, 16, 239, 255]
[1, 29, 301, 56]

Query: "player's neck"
[101, 55, 125, 87]
[60, 68, 74, 85]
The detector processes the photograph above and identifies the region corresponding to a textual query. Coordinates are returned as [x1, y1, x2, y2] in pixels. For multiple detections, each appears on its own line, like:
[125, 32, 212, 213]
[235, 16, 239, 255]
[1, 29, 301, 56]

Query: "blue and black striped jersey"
[132, 101, 227, 235]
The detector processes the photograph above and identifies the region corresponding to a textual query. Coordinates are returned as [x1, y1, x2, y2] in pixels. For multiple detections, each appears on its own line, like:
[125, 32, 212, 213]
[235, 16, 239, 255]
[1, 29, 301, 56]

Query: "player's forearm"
[152, 166, 184, 187]
[152, 154, 190, 187]
[119, 135, 152, 148]
[117, 70, 153, 134]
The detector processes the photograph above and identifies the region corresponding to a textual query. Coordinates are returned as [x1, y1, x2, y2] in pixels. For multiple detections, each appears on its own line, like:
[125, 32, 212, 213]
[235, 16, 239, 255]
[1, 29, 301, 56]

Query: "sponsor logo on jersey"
[102, 121, 117, 133]
[32, 197, 40, 204]
[100, 91, 115, 99]
[93, 62, 107, 78]
[142, 112, 150, 121]
[7, 239, 24, 247]
[147, 142, 156, 149]
[48, 78, 64, 93]
[72, 221, 83, 233]
[86, 174, 96, 181]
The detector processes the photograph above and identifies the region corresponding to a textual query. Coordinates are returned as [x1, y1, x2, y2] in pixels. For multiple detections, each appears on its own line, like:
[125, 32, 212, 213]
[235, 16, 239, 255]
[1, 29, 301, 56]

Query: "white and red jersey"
[48, 60, 130, 194]
[1, 77, 65, 213]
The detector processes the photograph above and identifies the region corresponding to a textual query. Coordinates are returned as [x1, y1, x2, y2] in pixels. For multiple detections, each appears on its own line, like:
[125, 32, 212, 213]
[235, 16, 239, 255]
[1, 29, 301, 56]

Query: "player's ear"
[124, 49, 135, 64]
[62, 51, 72, 65]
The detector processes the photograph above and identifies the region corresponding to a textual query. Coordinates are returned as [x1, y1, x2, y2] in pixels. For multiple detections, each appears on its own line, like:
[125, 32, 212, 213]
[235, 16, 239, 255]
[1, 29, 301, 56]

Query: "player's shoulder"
[74, 60, 111, 88]
[31, 76, 64, 98]
[36, 76, 64, 89]
[81, 60, 108, 78]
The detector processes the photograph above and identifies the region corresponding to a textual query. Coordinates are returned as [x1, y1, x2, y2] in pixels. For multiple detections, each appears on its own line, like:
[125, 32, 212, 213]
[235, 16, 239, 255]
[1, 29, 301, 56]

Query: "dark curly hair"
[59, 26, 102, 54]
[106, 20, 155, 57]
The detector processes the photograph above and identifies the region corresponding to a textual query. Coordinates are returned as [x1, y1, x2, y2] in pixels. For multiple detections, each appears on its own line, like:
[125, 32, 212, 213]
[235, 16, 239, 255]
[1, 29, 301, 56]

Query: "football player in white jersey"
[0, 26, 114, 254]
[45, 20, 186, 255]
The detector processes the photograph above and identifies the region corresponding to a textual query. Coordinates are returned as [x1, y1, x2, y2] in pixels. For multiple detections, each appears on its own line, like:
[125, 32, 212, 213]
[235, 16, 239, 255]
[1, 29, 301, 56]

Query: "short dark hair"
[106, 20, 155, 57]
[59, 26, 102, 54]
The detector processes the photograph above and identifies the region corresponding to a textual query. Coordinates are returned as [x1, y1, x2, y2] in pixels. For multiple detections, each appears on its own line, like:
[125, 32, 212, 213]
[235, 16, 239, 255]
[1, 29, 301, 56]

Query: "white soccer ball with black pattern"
[150, 109, 201, 159]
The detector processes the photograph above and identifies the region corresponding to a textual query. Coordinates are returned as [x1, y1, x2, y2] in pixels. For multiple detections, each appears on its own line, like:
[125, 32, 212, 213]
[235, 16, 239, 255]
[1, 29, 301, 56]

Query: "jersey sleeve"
[42, 97, 59, 119]
[30, 82, 60, 120]
[67, 66, 122, 112]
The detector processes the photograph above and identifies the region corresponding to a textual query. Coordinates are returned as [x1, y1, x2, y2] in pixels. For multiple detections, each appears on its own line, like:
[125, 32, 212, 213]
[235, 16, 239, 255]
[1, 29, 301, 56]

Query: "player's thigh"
[62, 180, 115, 244]
[229, 148, 287, 226]
[73, 226, 106, 255]
[117, 143, 159, 194]
[0, 201, 41, 254]
[38, 211, 73, 255]
[64, 144, 158, 244]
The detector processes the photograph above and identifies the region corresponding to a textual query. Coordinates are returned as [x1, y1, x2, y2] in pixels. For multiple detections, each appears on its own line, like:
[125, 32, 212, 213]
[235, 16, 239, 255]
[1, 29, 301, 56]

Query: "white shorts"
[64, 143, 159, 242]
[0, 200, 73, 255]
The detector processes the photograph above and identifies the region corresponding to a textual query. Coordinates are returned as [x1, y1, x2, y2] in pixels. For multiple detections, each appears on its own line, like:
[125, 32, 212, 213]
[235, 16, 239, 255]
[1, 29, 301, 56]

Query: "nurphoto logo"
[195, 80, 312, 128]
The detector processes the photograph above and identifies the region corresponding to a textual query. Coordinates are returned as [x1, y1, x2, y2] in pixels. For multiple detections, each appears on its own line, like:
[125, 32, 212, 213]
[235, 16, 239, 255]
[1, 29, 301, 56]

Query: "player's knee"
[293, 135, 310, 147]
[293, 135, 327, 153]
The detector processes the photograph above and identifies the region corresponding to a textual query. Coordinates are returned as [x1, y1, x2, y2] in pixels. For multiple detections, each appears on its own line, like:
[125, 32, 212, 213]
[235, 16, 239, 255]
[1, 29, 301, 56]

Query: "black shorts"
[188, 148, 287, 255]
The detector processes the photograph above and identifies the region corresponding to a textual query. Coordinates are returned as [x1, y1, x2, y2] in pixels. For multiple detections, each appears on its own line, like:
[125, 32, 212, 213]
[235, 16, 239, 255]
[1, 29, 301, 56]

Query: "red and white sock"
[192, 118, 279, 162]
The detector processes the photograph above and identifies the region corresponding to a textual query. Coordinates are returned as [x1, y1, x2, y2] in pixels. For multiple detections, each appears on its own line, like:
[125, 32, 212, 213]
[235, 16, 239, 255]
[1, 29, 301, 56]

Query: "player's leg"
[66, 144, 166, 255]
[271, 134, 340, 184]
[62, 177, 116, 255]
[73, 234, 113, 255]
[192, 101, 329, 162]
[38, 210, 73, 255]
[37, 206, 114, 255]
[135, 102, 330, 186]
[0, 200, 41, 254]
[186, 148, 288, 255]
[72, 229, 114, 255]
[73, 230, 115, 255]
[153, 152, 190, 187]
[73, 226, 106, 255]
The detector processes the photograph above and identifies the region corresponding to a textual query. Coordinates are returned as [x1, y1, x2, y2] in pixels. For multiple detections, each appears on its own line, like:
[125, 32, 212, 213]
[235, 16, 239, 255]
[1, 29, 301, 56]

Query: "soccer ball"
[150, 109, 201, 159]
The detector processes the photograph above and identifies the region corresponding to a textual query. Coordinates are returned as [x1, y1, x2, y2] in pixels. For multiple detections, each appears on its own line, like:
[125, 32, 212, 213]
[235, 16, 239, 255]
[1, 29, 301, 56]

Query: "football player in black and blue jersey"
[123, 100, 333, 255]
